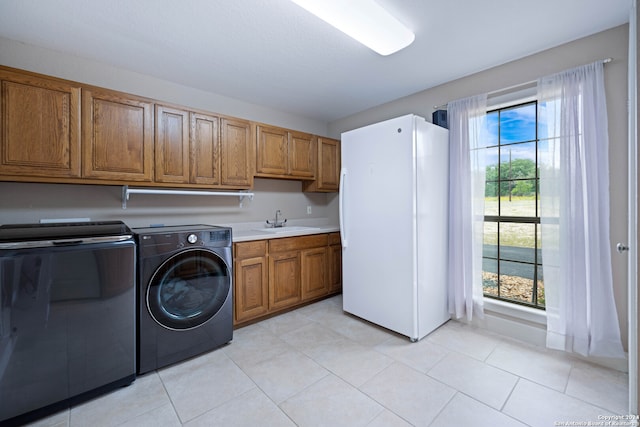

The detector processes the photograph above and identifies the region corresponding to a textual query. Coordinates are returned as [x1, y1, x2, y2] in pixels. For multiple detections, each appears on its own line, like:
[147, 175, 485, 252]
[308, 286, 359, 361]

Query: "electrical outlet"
[307, 206, 312, 215]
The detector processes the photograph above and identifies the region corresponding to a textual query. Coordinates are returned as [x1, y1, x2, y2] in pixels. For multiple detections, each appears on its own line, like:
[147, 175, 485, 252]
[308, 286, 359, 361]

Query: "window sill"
[483, 298, 547, 326]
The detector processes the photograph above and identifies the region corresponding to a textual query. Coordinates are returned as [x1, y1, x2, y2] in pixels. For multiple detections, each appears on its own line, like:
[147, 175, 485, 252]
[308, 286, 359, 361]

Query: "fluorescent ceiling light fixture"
[290, 0, 415, 56]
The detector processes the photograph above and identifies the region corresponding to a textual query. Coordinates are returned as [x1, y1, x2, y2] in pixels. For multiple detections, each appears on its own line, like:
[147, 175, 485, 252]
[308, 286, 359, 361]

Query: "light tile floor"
[28, 295, 630, 427]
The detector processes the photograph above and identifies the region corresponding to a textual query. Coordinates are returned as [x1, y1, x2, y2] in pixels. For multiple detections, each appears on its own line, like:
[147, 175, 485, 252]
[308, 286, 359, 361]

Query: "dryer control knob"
[187, 234, 198, 244]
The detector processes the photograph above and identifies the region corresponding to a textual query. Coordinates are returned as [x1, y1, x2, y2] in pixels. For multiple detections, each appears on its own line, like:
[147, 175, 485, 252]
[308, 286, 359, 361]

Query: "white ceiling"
[0, 0, 631, 123]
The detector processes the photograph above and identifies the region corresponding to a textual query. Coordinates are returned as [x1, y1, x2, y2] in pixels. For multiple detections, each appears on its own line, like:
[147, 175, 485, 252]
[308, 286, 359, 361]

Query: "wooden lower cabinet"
[233, 233, 341, 326]
[233, 241, 268, 324]
[328, 232, 342, 294]
[269, 250, 301, 310]
[301, 247, 328, 300]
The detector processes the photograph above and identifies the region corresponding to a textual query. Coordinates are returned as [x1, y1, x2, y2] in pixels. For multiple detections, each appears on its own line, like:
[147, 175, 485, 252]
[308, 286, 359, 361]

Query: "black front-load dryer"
[134, 225, 233, 374]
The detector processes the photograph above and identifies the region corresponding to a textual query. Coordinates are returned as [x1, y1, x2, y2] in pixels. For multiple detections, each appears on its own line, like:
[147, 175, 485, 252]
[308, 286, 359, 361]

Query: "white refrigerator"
[339, 114, 450, 341]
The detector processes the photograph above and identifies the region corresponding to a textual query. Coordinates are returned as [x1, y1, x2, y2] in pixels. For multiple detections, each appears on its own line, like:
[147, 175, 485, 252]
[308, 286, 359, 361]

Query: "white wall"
[0, 38, 328, 136]
[329, 25, 631, 351]
[0, 179, 329, 228]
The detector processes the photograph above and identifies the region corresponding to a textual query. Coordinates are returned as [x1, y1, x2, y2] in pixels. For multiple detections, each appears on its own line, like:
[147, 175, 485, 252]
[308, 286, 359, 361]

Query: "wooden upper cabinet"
[317, 137, 340, 190]
[256, 125, 287, 176]
[190, 112, 220, 185]
[289, 131, 316, 178]
[156, 105, 190, 183]
[220, 118, 252, 188]
[0, 70, 81, 178]
[303, 137, 340, 192]
[82, 88, 154, 181]
[155, 107, 251, 189]
[256, 125, 316, 180]
[0, 66, 324, 191]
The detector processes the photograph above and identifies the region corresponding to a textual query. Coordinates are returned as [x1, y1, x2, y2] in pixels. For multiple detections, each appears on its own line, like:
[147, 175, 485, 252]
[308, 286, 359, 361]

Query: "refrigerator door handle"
[339, 167, 348, 248]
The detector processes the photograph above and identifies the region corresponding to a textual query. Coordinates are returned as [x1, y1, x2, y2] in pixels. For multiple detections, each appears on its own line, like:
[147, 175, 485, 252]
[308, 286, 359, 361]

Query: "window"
[481, 101, 544, 309]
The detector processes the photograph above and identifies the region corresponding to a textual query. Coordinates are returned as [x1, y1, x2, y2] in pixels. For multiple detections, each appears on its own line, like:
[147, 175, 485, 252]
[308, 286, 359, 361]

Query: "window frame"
[482, 100, 545, 310]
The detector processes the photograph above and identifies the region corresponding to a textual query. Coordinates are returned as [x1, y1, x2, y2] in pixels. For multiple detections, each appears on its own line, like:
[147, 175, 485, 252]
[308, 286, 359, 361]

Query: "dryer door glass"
[147, 248, 230, 330]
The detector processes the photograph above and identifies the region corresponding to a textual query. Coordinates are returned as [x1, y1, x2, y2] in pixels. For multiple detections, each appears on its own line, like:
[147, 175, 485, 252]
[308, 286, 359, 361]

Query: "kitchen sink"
[253, 226, 320, 233]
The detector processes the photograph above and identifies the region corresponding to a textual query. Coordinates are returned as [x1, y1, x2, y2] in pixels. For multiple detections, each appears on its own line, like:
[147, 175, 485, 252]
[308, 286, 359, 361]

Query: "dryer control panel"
[134, 225, 232, 254]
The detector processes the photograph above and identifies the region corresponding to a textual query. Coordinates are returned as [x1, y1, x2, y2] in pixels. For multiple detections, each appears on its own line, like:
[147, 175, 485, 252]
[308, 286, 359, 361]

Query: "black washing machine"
[134, 225, 233, 374]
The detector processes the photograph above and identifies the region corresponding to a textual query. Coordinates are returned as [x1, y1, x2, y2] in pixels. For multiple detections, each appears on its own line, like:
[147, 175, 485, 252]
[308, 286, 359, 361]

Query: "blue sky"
[485, 103, 538, 165]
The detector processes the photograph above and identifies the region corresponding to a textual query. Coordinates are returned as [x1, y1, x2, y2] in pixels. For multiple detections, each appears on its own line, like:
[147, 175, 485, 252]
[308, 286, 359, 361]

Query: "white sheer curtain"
[447, 94, 487, 321]
[538, 61, 625, 358]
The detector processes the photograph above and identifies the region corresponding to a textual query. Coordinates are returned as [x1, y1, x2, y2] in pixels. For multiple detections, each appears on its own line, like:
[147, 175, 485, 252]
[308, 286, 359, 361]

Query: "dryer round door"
[147, 248, 231, 330]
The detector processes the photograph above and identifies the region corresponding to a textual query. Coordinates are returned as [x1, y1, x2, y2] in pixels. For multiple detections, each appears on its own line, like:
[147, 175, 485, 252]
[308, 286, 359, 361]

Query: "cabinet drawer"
[269, 234, 328, 252]
[234, 240, 267, 259]
[328, 232, 341, 246]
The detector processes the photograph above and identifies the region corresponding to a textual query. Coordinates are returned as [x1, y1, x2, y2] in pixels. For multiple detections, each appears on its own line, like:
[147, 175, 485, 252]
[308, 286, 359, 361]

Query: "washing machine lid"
[0, 221, 132, 243]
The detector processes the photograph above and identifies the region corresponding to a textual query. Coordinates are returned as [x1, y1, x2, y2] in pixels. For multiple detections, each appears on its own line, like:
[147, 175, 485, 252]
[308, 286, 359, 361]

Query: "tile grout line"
[154, 371, 185, 425]
[226, 336, 333, 425]
[224, 349, 300, 425]
[356, 379, 415, 426]
[424, 390, 459, 427]
[499, 376, 520, 413]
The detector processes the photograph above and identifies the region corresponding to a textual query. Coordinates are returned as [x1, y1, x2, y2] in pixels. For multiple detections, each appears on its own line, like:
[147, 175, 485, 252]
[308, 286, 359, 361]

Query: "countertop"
[221, 219, 340, 243]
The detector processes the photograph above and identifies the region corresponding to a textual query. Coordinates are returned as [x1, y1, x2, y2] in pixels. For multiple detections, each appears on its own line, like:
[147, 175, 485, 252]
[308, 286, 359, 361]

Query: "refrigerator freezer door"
[416, 119, 451, 338]
[340, 114, 418, 338]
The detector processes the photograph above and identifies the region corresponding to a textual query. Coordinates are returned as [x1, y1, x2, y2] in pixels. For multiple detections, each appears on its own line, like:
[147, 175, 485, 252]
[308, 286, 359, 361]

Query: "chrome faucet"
[266, 210, 287, 228]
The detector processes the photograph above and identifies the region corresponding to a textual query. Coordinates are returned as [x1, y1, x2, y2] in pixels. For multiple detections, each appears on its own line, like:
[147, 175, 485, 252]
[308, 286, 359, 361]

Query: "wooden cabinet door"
[235, 255, 268, 324]
[289, 132, 317, 179]
[288, 131, 316, 178]
[0, 70, 81, 178]
[190, 112, 220, 185]
[269, 250, 301, 310]
[155, 105, 189, 183]
[317, 137, 340, 190]
[256, 125, 287, 175]
[234, 241, 269, 324]
[303, 137, 340, 192]
[329, 244, 342, 294]
[301, 247, 328, 301]
[221, 118, 252, 188]
[82, 88, 153, 181]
